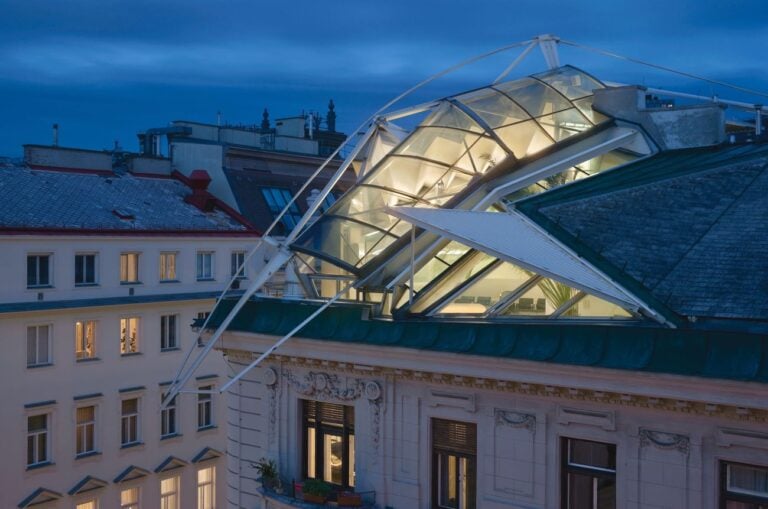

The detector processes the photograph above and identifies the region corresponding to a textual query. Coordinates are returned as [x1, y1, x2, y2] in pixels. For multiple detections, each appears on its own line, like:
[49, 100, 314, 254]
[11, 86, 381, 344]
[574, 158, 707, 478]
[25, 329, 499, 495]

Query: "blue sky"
[1, 0, 768, 156]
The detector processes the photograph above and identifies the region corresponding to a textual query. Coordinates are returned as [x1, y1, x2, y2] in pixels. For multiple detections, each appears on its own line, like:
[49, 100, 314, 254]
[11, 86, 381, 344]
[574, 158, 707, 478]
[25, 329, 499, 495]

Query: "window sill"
[120, 352, 142, 357]
[26, 461, 54, 471]
[120, 281, 142, 286]
[27, 362, 54, 369]
[76, 357, 100, 363]
[160, 433, 182, 441]
[159, 280, 180, 284]
[75, 451, 101, 460]
[196, 278, 215, 282]
[161, 347, 181, 353]
[74, 283, 99, 288]
[120, 441, 144, 450]
[27, 285, 53, 290]
[197, 424, 217, 432]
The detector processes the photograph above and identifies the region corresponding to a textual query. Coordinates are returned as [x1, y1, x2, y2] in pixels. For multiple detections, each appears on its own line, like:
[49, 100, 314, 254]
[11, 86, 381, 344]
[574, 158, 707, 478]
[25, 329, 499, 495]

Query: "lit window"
[75, 253, 97, 285]
[27, 324, 51, 367]
[303, 400, 355, 487]
[75, 320, 96, 360]
[159, 252, 178, 281]
[161, 314, 178, 351]
[197, 466, 215, 509]
[27, 254, 51, 288]
[76, 500, 98, 509]
[261, 187, 302, 234]
[120, 253, 140, 283]
[161, 394, 178, 437]
[197, 386, 213, 429]
[562, 437, 616, 509]
[433, 418, 476, 509]
[196, 252, 214, 281]
[120, 487, 140, 509]
[27, 414, 49, 467]
[76, 405, 96, 456]
[120, 317, 140, 354]
[230, 251, 246, 279]
[722, 461, 768, 507]
[121, 398, 140, 446]
[160, 476, 180, 509]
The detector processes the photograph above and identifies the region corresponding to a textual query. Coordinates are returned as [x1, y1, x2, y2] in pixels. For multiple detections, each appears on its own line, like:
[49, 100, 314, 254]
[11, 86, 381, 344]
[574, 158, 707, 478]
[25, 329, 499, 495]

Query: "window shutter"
[432, 418, 476, 455]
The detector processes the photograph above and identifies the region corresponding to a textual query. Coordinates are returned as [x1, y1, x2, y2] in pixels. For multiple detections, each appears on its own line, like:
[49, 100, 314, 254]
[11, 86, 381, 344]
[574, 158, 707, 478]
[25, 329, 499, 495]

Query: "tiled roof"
[519, 143, 768, 321]
[0, 165, 248, 232]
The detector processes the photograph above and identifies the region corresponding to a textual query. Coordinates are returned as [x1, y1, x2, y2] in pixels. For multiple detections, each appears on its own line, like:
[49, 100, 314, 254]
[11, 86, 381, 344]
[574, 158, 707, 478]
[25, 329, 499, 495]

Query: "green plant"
[302, 478, 332, 498]
[253, 457, 281, 491]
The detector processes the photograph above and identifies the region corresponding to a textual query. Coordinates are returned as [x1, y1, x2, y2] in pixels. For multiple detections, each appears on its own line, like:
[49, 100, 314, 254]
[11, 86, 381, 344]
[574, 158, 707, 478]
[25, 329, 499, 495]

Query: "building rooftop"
[0, 164, 252, 234]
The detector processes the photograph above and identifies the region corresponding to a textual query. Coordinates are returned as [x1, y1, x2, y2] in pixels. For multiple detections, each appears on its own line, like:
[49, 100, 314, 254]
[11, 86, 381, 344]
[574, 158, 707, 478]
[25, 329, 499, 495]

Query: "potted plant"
[302, 478, 332, 504]
[337, 491, 363, 507]
[253, 457, 281, 492]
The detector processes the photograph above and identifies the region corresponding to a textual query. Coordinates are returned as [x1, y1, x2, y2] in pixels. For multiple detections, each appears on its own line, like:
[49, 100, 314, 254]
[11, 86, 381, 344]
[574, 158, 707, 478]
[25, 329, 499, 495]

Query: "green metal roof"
[209, 297, 768, 384]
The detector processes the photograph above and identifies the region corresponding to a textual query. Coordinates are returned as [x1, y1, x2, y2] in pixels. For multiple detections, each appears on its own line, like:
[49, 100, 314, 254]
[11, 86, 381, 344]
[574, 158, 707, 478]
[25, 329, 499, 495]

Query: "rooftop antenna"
[52, 124, 59, 147]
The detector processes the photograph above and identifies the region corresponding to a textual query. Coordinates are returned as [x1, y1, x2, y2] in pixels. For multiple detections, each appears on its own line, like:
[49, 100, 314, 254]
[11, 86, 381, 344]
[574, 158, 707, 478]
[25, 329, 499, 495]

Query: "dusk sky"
[2, 0, 768, 157]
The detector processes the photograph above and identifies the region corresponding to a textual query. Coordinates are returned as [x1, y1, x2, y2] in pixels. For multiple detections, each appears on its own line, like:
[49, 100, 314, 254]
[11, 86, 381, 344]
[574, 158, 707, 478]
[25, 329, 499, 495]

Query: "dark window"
[561, 437, 616, 509]
[74, 254, 97, 285]
[231, 251, 246, 278]
[721, 461, 768, 508]
[27, 414, 49, 466]
[432, 418, 476, 509]
[261, 188, 303, 234]
[27, 255, 51, 287]
[121, 398, 139, 445]
[160, 314, 178, 350]
[303, 400, 355, 487]
[197, 385, 213, 429]
[161, 394, 177, 437]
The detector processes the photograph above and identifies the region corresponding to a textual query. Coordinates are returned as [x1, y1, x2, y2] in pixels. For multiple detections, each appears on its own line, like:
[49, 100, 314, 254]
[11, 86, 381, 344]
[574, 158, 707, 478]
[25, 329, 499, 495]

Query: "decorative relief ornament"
[639, 428, 690, 454]
[495, 409, 536, 433]
[365, 381, 382, 401]
[263, 367, 278, 387]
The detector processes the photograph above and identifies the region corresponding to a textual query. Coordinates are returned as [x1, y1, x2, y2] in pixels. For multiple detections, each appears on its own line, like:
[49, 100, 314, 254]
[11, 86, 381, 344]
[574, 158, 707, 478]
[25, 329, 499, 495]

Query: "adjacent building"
[0, 145, 259, 509]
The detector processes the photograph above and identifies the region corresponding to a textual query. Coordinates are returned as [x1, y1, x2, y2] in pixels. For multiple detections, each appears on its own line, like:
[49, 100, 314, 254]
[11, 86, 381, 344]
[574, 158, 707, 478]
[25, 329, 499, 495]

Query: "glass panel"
[367, 156, 453, 198]
[294, 215, 395, 268]
[729, 464, 768, 497]
[421, 169, 474, 206]
[564, 294, 632, 318]
[494, 78, 572, 117]
[455, 88, 530, 128]
[438, 262, 531, 315]
[323, 434, 344, 484]
[460, 136, 507, 174]
[536, 108, 592, 142]
[569, 440, 616, 471]
[348, 433, 356, 487]
[334, 186, 419, 231]
[576, 150, 636, 175]
[394, 127, 481, 167]
[534, 66, 604, 100]
[412, 241, 471, 292]
[423, 102, 484, 133]
[410, 251, 496, 313]
[500, 279, 567, 316]
[573, 96, 610, 124]
[438, 453, 459, 509]
[307, 428, 316, 478]
[494, 120, 552, 159]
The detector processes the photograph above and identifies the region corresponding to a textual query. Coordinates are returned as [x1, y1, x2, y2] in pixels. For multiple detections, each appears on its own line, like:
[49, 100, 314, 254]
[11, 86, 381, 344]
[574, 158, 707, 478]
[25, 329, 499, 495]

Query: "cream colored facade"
[1, 235, 255, 509]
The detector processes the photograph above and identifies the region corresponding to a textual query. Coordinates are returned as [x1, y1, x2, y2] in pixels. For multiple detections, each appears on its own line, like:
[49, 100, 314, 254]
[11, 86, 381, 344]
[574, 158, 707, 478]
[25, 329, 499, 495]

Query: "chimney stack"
[52, 124, 59, 146]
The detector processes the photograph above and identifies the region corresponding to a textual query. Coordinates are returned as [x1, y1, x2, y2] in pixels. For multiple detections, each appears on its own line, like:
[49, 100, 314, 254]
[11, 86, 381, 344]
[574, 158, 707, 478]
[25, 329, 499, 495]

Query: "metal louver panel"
[432, 418, 477, 455]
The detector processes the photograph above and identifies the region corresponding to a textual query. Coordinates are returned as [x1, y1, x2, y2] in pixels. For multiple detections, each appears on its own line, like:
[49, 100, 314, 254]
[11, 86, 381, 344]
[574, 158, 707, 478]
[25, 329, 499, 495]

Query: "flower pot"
[337, 493, 363, 507]
[303, 493, 327, 504]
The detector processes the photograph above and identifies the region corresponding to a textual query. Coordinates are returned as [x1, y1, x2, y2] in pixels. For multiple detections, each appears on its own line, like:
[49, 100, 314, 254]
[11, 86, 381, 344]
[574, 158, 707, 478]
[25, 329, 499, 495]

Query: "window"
[75, 254, 97, 285]
[721, 461, 768, 508]
[196, 252, 214, 281]
[120, 487, 140, 509]
[75, 320, 96, 360]
[432, 418, 476, 509]
[27, 324, 51, 367]
[197, 386, 213, 429]
[197, 466, 215, 509]
[76, 500, 98, 509]
[231, 251, 246, 279]
[561, 437, 616, 509]
[261, 187, 302, 234]
[121, 398, 140, 446]
[303, 400, 355, 487]
[161, 394, 178, 437]
[120, 317, 140, 354]
[161, 314, 178, 351]
[27, 254, 51, 288]
[160, 476, 180, 509]
[120, 253, 140, 283]
[27, 414, 49, 466]
[159, 252, 177, 281]
[76, 405, 96, 456]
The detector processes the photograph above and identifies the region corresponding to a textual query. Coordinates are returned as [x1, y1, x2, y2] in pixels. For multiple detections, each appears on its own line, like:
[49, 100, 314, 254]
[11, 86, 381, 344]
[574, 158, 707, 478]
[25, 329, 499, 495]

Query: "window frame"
[27, 323, 52, 367]
[196, 251, 215, 281]
[26, 412, 50, 467]
[120, 252, 140, 284]
[75, 405, 97, 457]
[231, 250, 246, 279]
[160, 314, 179, 351]
[560, 437, 617, 509]
[160, 475, 180, 509]
[75, 320, 97, 361]
[74, 253, 98, 286]
[197, 466, 216, 509]
[197, 385, 214, 430]
[161, 393, 178, 438]
[120, 486, 141, 509]
[159, 251, 178, 282]
[27, 253, 52, 288]
[120, 317, 140, 355]
[720, 460, 768, 508]
[121, 397, 141, 447]
[431, 418, 477, 509]
[302, 400, 355, 489]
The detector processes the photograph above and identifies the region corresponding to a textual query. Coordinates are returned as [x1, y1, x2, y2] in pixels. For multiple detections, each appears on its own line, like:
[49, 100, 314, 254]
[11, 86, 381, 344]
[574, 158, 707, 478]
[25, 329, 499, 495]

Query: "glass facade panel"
[411, 241, 472, 293]
[564, 294, 632, 318]
[573, 96, 610, 124]
[494, 78, 572, 117]
[421, 169, 474, 206]
[367, 156, 453, 198]
[394, 127, 481, 167]
[536, 108, 592, 142]
[534, 66, 604, 100]
[455, 88, 530, 128]
[423, 102, 484, 133]
[500, 278, 570, 316]
[294, 216, 394, 269]
[409, 252, 496, 313]
[494, 120, 552, 158]
[461, 136, 507, 174]
[438, 262, 531, 315]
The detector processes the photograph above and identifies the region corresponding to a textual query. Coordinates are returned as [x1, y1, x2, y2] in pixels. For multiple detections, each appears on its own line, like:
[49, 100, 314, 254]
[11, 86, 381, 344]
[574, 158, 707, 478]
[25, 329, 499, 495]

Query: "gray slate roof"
[0, 165, 247, 232]
[520, 144, 768, 321]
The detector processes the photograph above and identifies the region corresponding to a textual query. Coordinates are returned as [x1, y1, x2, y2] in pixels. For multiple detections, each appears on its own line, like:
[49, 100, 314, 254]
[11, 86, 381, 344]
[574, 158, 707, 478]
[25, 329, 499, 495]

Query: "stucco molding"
[495, 409, 536, 433]
[638, 428, 690, 455]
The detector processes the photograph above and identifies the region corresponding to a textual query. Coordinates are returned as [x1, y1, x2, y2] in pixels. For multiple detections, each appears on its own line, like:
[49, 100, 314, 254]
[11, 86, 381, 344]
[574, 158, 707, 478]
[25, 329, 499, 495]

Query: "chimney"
[52, 124, 59, 146]
[184, 169, 216, 212]
[327, 100, 336, 132]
